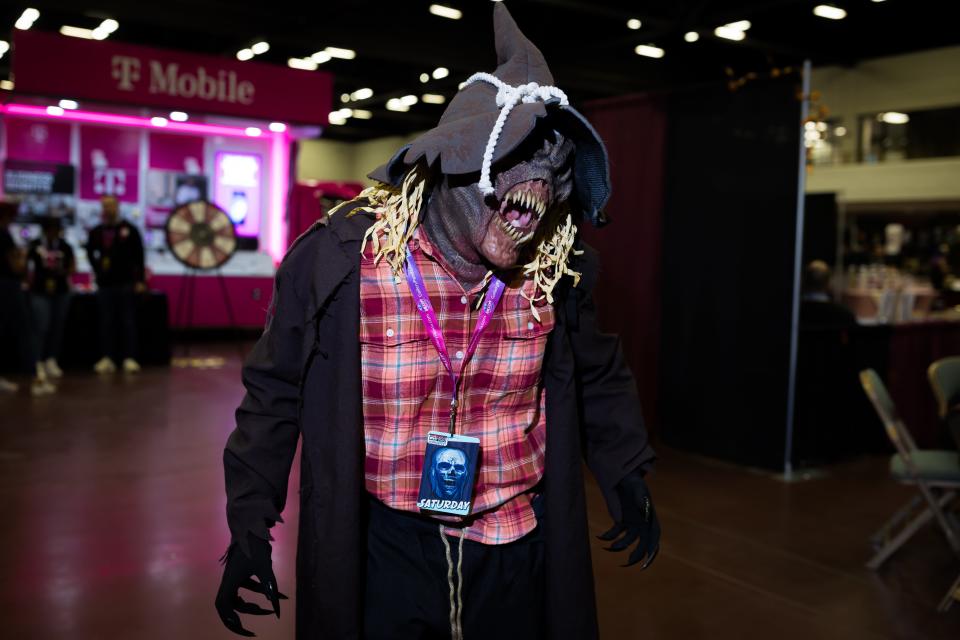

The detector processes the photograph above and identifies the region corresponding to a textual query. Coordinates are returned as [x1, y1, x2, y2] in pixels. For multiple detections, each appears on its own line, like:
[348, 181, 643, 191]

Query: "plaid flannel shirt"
[360, 229, 553, 544]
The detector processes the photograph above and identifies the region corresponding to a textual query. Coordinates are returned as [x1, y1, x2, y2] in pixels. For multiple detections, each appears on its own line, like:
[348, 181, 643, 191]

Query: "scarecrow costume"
[217, 5, 659, 639]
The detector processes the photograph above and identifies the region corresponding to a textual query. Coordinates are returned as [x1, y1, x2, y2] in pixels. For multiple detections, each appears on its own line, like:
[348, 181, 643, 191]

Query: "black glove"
[215, 534, 287, 637]
[598, 470, 661, 569]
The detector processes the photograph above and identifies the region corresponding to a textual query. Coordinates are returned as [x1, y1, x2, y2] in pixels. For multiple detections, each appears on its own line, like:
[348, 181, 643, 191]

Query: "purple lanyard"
[404, 249, 506, 435]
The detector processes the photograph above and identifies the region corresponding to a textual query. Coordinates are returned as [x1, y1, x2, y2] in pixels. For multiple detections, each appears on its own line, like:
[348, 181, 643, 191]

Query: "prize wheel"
[165, 200, 238, 270]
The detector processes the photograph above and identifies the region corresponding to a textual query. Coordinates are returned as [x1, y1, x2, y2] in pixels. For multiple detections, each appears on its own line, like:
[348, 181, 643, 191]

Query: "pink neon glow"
[1, 101, 293, 260]
[1, 103, 258, 138]
[269, 127, 290, 262]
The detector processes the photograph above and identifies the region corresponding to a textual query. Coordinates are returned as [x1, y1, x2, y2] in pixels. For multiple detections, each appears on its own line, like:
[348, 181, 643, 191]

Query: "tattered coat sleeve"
[224, 261, 305, 555]
[567, 245, 656, 519]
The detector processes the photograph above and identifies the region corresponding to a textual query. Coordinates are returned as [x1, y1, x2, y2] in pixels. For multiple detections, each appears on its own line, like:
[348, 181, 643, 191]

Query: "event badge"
[417, 431, 481, 516]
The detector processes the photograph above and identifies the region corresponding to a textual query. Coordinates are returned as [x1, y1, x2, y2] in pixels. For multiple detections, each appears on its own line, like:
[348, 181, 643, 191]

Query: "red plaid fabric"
[360, 230, 553, 545]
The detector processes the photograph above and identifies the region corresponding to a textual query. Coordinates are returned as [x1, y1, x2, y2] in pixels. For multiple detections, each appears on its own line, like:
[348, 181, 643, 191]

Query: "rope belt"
[461, 72, 569, 197]
[439, 524, 468, 640]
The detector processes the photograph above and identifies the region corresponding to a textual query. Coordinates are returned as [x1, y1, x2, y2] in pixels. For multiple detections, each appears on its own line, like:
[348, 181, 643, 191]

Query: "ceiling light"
[634, 44, 665, 59]
[99, 19, 119, 34]
[324, 47, 356, 60]
[834, 126, 847, 136]
[58, 99, 78, 110]
[804, 121, 817, 131]
[429, 4, 463, 20]
[251, 41, 270, 55]
[714, 26, 746, 41]
[724, 20, 751, 31]
[350, 87, 373, 101]
[813, 5, 847, 20]
[288, 57, 318, 71]
[627, 18, 642, 30]
[15, 8, 40, 30]
[311, 51, 332, 64]
[386, 98, 410, 112]
[0, 41, 8, 58]
[237, 48, 254, 61]
[335, 108, 353, 118]
[91, 27, 110, 41]
[420, 73, 430, 83]
[46, 106, 65, 116]
[170, 111, 188, 122]
[684, 31, 699, 42]
[269, 122, 287, 132]
[422, 93, 446, 104]
[328, 113, 347, 125]
[352, 110, 372, 120]
[432, 67, 450, 80]
[400, 95, 419, 106]
[0, 80, 13, 90]
[871, 0, 886, 2]
[816, 121, 828, 132]
[245, 127, 262, 137]
[880, 111, 909, 124]
[151, 116, 168, 127]
[341, 93, 350, 102]
[60, 25, 95, 39]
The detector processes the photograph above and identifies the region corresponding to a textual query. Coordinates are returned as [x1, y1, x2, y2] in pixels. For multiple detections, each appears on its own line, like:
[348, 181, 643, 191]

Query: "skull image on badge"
[417, 432, 480, 516]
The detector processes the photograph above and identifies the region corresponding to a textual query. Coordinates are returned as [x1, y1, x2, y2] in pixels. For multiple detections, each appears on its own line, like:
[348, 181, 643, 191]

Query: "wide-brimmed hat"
[368, 2, 611, 226]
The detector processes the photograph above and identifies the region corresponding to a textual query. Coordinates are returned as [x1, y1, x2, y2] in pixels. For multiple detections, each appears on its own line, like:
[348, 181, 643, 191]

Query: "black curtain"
[658, 77, 803, 469]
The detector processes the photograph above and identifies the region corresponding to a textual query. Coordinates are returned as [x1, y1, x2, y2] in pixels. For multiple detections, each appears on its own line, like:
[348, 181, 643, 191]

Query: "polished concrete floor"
[1, 349, 958, 639]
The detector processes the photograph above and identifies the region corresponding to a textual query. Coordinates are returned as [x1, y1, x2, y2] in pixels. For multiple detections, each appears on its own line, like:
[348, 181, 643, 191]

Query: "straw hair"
[333, 166, 581, 319]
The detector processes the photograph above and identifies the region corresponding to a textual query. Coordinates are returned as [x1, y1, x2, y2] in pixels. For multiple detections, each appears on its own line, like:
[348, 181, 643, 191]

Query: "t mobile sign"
[12, 30, 332, 125]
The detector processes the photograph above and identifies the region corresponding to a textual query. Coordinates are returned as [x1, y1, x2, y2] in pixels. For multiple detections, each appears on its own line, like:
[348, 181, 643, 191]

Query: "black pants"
[97, 285, 138, 361]
[0, 278, 35, 373]
[30, 293, 70, 361]
[364, 498, 545, 640]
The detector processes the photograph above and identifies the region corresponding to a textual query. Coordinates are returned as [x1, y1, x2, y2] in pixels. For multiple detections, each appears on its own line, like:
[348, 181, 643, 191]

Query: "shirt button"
[394, 276, 402, 285]
[386, 328, 395, 337]
[527, 321, 535, 330]
[455, 350, 464, 360]
[460, 295, 468, 305]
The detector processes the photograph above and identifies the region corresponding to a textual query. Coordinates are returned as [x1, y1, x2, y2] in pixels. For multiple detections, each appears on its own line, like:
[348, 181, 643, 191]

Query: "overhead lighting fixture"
[627, 18, 642, 30]
[0, 41, 8, 59]
[634, 44, 665, 59]
[880, 111, 909, 124]
[834, 126, 847, 136]
[170, 111, 188, 122]
[328, 111, 348, 125]
[813, 5, 847, 20]
[58, 99, 78, 110]
[245, 127, 262, 137]
[420, 73, 430, 83]
[429, 4, 463, 20]
[386, 98, 410, 112]
[324, 46, 356, 60]
[59, 25, 96, 39]
[400, 95, 419, 107]
[251, 41, 270, 55]
[288, 57, 318, 71]
[46, 105, 65, 116]
[311, 51, 332, 64]
[269, 122, 287, 133]
[714, 26, 746, 41]
[725, 20, 751, 31]
[91, 18, 119, 41]
[0, 80, 13, 91]
[151, 116, 168, 127]
[350, 87, 374, 101]
[237, 48, 254, 61]
[352, 110, 372, 120]
[422, 93, 446, 104]
[432, 67, 450, 80]
[684, 31, 699, 43]
[15, 8, 40, 30]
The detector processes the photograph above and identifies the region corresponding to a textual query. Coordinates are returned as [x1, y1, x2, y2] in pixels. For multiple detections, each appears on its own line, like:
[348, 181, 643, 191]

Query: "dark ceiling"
[2, 0, 958, 140]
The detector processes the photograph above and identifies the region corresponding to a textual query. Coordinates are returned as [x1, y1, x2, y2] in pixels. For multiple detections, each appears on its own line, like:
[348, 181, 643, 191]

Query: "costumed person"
[86, 195, 145, 374]
[28, 217, 76, 383]
[217, 5, 660, 639]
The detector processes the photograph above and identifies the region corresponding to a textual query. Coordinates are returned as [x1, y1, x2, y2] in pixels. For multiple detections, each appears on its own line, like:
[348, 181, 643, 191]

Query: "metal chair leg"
[937, 571, 960, 613]
[867, 490, 957, 570]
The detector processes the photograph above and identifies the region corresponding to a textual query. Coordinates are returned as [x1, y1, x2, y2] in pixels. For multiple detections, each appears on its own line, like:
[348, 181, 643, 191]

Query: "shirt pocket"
[359, 306, 438, 409]
[489, 303, 555, 394]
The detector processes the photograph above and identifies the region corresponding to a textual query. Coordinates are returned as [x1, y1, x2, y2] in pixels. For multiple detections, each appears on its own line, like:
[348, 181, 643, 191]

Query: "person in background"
[28, 217, 75, 382]
[800, 259, 858, 330]
[86, 195, 145, 374]
[0, 201, 51, 395]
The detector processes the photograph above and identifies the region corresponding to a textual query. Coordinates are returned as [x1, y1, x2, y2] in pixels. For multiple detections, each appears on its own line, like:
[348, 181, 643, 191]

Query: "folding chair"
[927, 356, 960, 421]
[859, 369, 960, 611]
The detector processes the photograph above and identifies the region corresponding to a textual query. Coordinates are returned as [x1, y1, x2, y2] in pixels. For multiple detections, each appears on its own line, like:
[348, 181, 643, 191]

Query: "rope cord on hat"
[461, 72, 569, 197]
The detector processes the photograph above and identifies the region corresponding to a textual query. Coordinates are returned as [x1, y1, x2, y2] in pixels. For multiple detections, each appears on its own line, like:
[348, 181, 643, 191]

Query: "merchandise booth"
[0, 30, 332, 342]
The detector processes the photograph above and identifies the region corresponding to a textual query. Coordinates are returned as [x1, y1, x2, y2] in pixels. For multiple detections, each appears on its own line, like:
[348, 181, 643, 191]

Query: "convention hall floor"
[1, 348, 958, 639]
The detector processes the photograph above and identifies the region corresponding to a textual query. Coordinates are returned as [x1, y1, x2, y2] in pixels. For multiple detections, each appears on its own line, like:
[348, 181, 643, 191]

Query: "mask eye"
[454, 464, 466, 473]
[438, 462, 452, 470]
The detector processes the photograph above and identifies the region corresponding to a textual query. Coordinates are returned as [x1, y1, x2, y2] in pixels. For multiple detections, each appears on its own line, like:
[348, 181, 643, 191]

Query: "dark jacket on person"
[223, 201, 655, 640]
[86, 220, 144, 287]
[28, 237, 75, 295]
